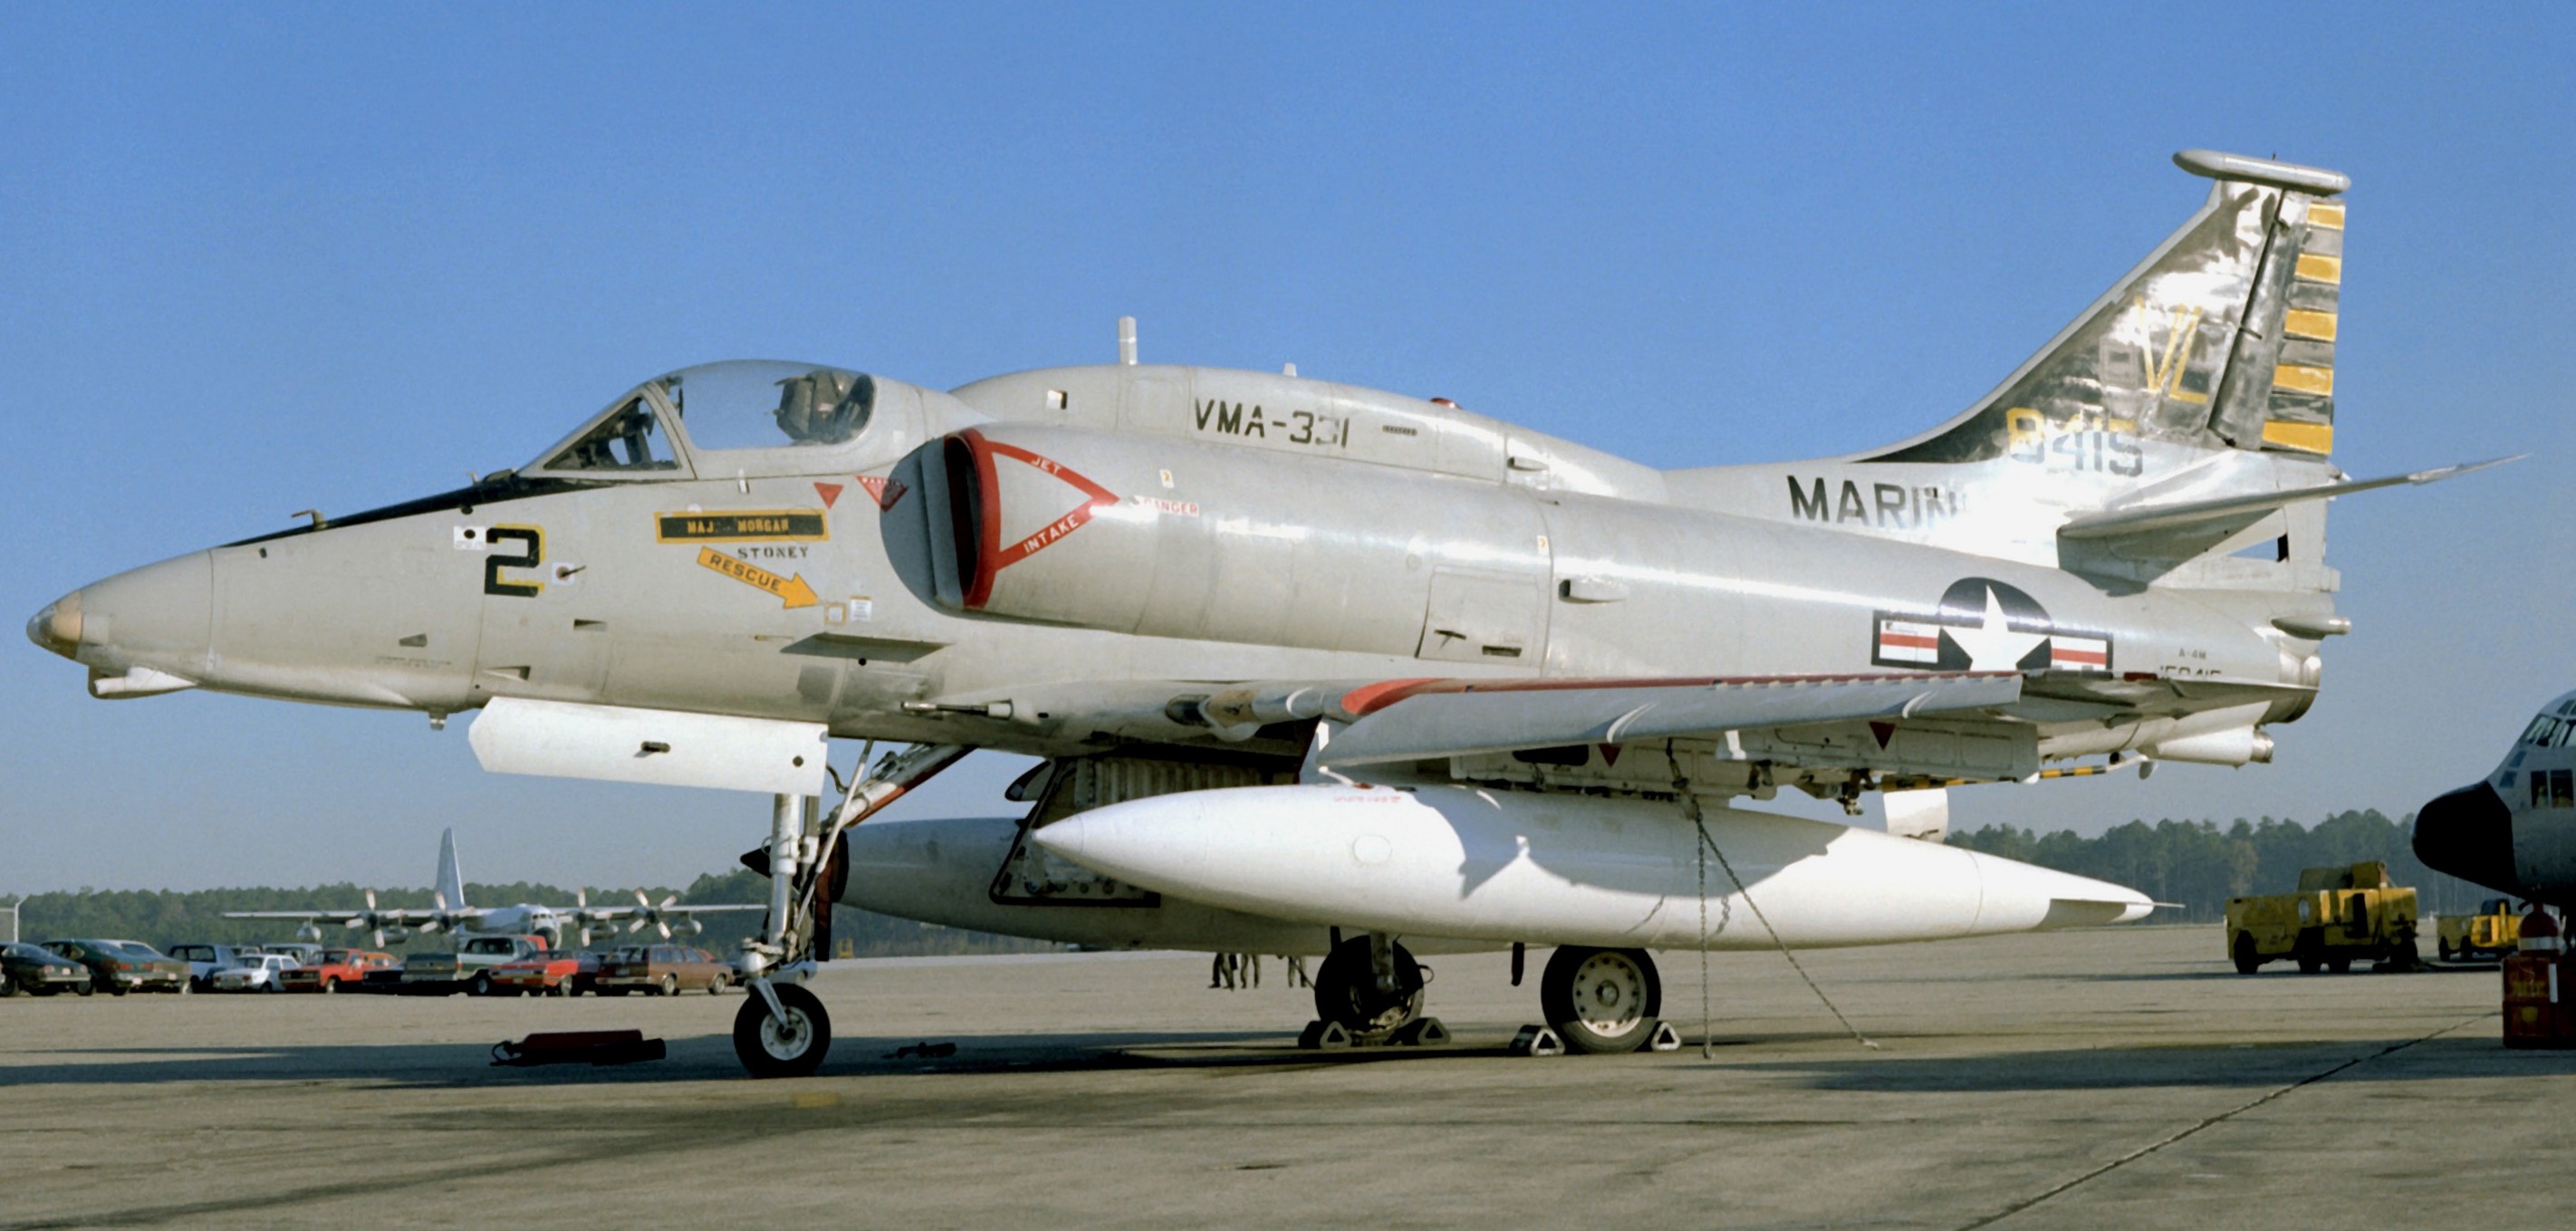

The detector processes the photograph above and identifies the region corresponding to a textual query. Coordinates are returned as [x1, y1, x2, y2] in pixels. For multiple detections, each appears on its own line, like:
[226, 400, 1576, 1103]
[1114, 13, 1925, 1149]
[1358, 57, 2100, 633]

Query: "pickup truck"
[400, 935, 550, 996]
[279, 948, 399, 993]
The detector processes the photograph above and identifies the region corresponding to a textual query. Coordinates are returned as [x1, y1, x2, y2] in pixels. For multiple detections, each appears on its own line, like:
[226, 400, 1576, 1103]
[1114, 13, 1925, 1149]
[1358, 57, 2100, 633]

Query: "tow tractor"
[2437, 898, 2523, 962]
[732, 743, 968, 1077]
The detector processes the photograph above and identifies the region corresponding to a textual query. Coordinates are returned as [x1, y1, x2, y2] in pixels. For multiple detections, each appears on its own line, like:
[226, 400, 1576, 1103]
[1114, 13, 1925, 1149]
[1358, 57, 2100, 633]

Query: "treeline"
[5, 867, 1058, 959]
[1946, 809, 2498, 922]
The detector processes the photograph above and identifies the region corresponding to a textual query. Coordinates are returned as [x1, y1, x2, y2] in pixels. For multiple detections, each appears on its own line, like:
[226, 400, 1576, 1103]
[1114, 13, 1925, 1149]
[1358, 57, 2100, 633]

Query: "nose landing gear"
[735, 980, 832, 1078]
[730, 743, 969, 1079]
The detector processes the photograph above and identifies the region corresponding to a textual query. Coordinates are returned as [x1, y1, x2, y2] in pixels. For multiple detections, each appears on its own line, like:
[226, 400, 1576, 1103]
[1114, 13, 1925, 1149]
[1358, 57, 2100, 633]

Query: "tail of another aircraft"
[434, 827, 467, 912]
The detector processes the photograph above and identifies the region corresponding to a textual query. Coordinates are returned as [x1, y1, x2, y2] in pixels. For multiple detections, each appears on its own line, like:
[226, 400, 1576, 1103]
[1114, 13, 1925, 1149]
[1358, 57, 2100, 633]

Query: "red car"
[489, 950, 604, 997]
[279, 949, 399, 994]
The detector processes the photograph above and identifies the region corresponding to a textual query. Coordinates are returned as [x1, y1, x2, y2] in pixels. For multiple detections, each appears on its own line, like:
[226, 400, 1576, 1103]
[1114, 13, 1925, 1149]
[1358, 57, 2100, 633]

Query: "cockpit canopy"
[529, 360, 901, 478]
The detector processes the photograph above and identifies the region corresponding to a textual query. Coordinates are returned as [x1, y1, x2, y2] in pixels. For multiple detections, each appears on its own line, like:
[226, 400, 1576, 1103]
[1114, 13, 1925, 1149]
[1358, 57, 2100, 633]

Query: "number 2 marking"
[484, 526, 543, 597]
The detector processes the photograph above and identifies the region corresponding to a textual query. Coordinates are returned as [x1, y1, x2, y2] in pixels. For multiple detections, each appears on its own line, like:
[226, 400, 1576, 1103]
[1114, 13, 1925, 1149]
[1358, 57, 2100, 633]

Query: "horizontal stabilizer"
[2058, 455, 2520, 558]
[1317, 672, 2023, 766]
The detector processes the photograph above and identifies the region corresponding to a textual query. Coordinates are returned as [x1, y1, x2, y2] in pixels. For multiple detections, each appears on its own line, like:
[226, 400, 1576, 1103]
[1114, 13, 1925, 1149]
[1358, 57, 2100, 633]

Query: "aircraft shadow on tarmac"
[12, 1021, 2574, 1092]
[0, 1030, 1315, 1089]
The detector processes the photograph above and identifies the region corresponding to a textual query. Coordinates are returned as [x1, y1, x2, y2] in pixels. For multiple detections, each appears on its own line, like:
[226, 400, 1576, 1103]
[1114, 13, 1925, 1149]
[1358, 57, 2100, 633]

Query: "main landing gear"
[1312, 933, 1427, 1036]
[1306, 935, 1667, 1054]
[1539, 946, 1663, 1053]
[730, 743, 970, 1079]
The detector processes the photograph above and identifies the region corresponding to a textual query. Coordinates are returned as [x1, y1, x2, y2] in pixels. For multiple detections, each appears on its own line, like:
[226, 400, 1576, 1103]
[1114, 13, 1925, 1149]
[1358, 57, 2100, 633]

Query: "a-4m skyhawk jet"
[30, 149, 2498, 1075]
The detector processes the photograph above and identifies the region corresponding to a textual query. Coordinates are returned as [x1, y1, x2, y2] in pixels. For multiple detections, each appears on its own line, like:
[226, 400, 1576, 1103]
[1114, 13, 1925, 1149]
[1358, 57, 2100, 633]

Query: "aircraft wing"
[222, 909, 464, 923]
[1313, 671, 2025, 767]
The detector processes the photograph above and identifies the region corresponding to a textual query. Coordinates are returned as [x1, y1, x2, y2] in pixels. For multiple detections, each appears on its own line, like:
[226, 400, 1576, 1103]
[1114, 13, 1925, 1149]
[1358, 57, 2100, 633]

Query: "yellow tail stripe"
[2307, 203, 2346, 231]
[2262, 420, 2335, 454]
[2295, 253, 2342, 284]
[2273, 363, 2335, 396]
[2283, 309, 2339, 341]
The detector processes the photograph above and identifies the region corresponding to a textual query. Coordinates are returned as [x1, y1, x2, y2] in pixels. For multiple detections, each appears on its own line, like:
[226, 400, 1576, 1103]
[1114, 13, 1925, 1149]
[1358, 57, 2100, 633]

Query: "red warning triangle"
[857, 475, 908, 510]
[813, 482, 843, 509]
[1597, 744, 1622, 766]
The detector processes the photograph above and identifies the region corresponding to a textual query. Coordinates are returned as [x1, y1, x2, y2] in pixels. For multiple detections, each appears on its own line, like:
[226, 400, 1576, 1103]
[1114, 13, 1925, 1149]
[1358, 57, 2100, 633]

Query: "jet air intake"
[904, 423, 1552, 659]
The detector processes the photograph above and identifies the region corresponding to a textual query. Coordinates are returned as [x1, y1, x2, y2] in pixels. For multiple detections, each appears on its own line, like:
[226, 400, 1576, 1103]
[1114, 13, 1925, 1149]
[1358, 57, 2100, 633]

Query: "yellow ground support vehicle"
[2225, 861, 2421, 975]
[2436, 899, 2522, 962]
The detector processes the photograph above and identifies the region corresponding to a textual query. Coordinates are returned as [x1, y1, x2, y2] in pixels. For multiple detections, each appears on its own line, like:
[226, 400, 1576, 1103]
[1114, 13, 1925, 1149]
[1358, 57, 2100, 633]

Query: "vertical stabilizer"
[1863, 149, 2349, 467]
[435, 827, 467, 911]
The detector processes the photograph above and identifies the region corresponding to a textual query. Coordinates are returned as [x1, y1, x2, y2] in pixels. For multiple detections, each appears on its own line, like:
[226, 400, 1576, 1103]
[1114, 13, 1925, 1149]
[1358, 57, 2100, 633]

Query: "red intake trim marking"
[954, 428, 1125, 610]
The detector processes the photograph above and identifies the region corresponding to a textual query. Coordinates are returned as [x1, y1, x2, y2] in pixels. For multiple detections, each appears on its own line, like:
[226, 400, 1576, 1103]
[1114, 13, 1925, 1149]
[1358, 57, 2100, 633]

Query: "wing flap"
[1317, 672, 2024, 766]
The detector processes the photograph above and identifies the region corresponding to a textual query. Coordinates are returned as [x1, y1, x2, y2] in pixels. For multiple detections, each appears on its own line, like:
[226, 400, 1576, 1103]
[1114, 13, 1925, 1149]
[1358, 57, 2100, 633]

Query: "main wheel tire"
[1312, 936, 1425, 1035]
[0, 974, 17, 997]
[2437, 939, 2453, 962]
[75, 979, 94, 997]
[470, 973, 494, 998]
[1541, 947, 1664, 1053]
[2232, 933, 2262, 975]
[2327, 957, 2351, 975]
[553, 978, 576, 997]
[734, 983, 831, 1078]
[2294, 934, 2322, 975]
[322, 978, 340, 994]
[658, 975, 678, 997]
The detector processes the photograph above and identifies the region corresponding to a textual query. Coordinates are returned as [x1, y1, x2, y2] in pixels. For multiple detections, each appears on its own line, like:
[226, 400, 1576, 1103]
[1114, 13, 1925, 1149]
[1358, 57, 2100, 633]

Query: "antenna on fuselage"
[1118, 315, 1138, 366]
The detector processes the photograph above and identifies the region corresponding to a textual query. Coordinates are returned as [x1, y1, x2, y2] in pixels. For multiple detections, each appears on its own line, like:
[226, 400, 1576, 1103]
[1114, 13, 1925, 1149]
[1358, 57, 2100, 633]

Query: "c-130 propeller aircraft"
[30, 149, 2499, 1074]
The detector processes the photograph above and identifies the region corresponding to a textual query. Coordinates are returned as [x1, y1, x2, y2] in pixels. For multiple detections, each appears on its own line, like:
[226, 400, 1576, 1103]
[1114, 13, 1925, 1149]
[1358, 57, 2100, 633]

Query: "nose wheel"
[1541, 946, 1662, 1053]
[1312, 934, 1426, 1037]
[734, 981, 832, 1078]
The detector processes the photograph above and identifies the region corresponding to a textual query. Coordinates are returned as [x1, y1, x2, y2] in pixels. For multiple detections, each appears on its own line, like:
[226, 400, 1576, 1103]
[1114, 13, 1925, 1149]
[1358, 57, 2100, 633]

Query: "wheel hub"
[1572, 953, 1647, 1035]
[760, 1010, 812, 1059]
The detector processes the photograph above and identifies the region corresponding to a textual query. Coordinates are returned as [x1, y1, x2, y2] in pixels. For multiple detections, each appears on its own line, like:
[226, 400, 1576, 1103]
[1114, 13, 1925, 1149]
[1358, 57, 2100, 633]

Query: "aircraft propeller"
[341, 889, 402, 948]
[627, 890, 683, 940]
[415, 890, 469, 938]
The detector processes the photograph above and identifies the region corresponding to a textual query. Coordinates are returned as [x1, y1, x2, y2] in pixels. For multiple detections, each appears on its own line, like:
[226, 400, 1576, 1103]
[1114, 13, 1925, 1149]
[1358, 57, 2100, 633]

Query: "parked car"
[400, 935, 551, 995]
[168, 944, 270, 991]
[41, 939, 189, 995]
[210, 954, 303, 993]
[260, 941, 328, 967]
[279, 949, 399, 994]
[490, 949, 605, 997]
[1, 942, 93, 995]
[596, 944, 735, 996]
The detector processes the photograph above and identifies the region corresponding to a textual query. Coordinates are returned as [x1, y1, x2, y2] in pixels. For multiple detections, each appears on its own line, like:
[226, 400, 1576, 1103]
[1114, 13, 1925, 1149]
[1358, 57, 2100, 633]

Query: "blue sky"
[3, 6, 2569, 892]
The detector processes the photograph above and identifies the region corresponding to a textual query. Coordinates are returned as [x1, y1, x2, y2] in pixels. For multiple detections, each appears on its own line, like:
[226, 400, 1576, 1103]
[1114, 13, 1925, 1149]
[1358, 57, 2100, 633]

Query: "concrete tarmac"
[3, 925, 2568, 1229]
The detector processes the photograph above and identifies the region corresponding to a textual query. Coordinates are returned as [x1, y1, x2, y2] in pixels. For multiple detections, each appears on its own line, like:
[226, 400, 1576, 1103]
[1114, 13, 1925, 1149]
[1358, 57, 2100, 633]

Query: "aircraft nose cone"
[49, 553, 216, 679]
[2413, 781, 2519, 893]
[26, 591, 82, 659]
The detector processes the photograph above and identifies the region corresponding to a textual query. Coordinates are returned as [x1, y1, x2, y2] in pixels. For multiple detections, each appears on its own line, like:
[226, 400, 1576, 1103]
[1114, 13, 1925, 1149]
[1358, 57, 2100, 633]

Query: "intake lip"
[2412, 781, 2519, 895]
[26, 591, 81, 659]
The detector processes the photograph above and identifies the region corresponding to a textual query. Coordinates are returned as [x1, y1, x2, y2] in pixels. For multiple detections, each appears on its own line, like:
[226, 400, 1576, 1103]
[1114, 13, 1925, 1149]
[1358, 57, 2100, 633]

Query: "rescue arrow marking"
[696, 547, 818, 609]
